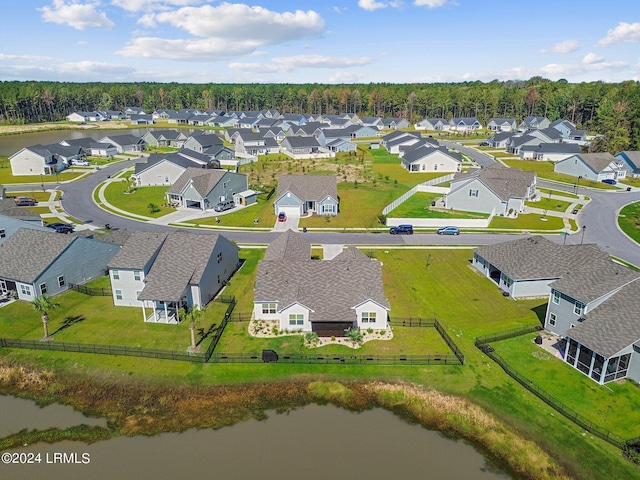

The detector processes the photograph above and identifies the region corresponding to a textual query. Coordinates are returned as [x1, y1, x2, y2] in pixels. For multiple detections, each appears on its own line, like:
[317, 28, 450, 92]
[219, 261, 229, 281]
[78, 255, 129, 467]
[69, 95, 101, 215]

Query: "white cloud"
[110, 0, 205, 13]
[541, 39, 580, 54]
[413, 0, 448, 7]
[358, 0, 389, 11]
[40, 0, 114, 30]
[230, 55, 373, 73]
[76, 40, 88, 46]
[583, 52, 604, 64]
[598, 22, 640, 46]
[0, 53, 54, 62]
[148, 4, 324, 41]
[60, 60, 135, 75]
[0, 58, 135, 81]
[332, 6, 347, 14]
[118, 37, 262, 60]
[328, 71, 367, 83]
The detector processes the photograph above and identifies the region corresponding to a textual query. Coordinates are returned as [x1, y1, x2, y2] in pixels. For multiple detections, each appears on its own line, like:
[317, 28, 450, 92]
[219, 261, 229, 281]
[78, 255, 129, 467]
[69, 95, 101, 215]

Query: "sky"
[0, 0, 639, 84]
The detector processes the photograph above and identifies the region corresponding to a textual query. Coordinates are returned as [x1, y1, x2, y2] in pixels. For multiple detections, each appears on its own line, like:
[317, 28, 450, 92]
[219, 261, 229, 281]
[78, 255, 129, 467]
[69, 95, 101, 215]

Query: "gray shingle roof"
[0, 228, 75, 283]
[262, 229, 311, 261]
[403, 146, 461, 164]
[475, 236, 610, 281]
[568, 279, 640, 358]
[579, 153, 619, 173]
[0, 199, 41, 220]
[282, 136, 321, 148]
[255, 234, 389, 322]
[107, 231, 167, 270]
[619, 151, 640, 168]
[167, 168, 228, 197]
[138, 231, 225, 302]
[452, 164, 536, 202]
[276, 174, 338, 203]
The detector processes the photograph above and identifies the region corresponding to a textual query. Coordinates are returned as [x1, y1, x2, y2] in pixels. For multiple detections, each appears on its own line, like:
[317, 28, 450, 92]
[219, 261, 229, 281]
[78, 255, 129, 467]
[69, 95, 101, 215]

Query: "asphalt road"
[440, 140, 496, 168]
[7, 159, 640, 265]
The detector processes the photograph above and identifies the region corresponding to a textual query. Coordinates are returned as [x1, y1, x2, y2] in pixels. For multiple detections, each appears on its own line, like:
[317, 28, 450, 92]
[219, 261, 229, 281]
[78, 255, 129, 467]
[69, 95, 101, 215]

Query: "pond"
[2, 397, 511, 479]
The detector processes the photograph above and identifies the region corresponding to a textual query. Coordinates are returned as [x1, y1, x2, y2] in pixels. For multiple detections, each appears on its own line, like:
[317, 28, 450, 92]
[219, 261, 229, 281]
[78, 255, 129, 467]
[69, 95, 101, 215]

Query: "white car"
[72, 159, 90, 166]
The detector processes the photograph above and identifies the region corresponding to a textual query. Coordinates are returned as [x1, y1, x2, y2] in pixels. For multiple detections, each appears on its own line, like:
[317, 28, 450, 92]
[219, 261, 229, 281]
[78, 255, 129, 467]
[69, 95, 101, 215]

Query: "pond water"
[0, 128, 196, 156]
[2, 397, 511, 480]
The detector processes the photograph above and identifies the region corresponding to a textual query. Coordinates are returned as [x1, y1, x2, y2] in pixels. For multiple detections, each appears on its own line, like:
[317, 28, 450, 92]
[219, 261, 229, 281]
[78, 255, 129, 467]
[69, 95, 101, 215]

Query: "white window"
[361, 312, 377, 323]
[323, 204, 335, 214]
[134, 270, 141, 281]
[552, 291, 560, 304]
[112, 269, 120, 280]
[469, 189, 479, 197]
[289, 314, 304, 326]
[20, 284, 31, 296]
[549, 313, 556, 326]
[262, 303, 276, 314]
[39, 283, 47, 295]
[57, 276, 65, 287]
[115, 289, 123, 300]
[574, 301, 584, 316]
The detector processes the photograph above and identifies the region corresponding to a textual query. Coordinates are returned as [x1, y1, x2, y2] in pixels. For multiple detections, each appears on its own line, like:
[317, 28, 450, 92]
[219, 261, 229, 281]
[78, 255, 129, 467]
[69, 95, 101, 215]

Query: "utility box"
[262, 349, 279, 363]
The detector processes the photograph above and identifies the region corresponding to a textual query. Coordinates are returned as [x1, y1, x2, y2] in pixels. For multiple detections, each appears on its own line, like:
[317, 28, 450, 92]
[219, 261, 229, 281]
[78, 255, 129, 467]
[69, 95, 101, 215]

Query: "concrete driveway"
[272, 212, 300, 232]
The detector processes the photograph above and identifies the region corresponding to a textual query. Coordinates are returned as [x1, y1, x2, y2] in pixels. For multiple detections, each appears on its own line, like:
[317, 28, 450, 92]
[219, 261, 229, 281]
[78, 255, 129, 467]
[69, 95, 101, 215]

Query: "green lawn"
[525, 197, 572, 212]
[388, 192, 489, 219]
[491, 333, 640, 439]
[489, 213, 564, 230]
[619, 177, 640, 188]
[102, 181, 175, 218]
[503, 160, 617, 190]
[618, 201, 640, 244]
[0, 170, 85, 184]
[186, 191, 275, 227]
[537, 187, 580, 200]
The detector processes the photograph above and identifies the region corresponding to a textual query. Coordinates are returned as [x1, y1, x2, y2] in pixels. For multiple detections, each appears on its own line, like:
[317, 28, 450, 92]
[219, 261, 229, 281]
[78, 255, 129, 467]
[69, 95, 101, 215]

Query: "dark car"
[437, 226, 460, 235]
[389, 224, 413, 235]
[14, 196, 37, 206]
[478, 141, 490, 147]
[601, 178, 617, 185]
[277, 212, 287, 222]
[46, 222, 74, 234]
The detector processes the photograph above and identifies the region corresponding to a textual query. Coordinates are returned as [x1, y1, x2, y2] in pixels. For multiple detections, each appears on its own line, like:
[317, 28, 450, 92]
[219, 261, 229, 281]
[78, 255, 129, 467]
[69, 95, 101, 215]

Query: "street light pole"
[40, 173, 44, 192]
[581, 225, 587, 245]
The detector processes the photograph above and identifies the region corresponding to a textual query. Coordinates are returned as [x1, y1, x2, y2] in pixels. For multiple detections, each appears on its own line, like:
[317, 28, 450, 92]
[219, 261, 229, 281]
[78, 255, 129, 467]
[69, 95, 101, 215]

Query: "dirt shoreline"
[0, 121, 129, 136]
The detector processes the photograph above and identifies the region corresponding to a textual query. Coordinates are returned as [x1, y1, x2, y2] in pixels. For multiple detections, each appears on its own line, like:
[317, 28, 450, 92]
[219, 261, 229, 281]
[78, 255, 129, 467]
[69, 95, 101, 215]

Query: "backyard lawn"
[503, 160, 618, 190]
[102, 181, 175, 218]
[388, 192, 489, 219]
[618, 201, 640, 244]
[489, 213, 564, 230]
[491, 333, 640, 439]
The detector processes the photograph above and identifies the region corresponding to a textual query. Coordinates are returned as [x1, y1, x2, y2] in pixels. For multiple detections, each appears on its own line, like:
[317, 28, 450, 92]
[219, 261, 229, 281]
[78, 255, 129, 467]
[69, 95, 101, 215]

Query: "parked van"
[213, 200, 235, 212]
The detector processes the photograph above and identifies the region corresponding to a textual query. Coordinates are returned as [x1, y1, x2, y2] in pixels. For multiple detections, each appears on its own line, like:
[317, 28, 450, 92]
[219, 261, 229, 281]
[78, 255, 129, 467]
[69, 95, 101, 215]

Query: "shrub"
[148, 203, 160, 214]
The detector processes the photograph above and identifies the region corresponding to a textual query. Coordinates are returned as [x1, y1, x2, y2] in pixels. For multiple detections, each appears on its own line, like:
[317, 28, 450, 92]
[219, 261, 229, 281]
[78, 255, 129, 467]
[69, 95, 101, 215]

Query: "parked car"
[13, 196, 37, 206]
[478, 141, 490, 147]
[46, 222, 74, 234]
[601, 178, 617, 185]
[389, 224, 413, 235]
[213, 200, 235, 212]
[437, 226, 460, 235]
[277, 212, 287, 222]
[71, 159, 90, 166]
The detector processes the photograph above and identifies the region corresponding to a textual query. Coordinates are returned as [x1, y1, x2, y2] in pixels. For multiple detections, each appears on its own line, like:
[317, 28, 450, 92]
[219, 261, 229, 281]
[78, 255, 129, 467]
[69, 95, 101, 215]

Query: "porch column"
[588, 350, 596, 378]
[153, 302, 158, 322]
[600, 358, 610, 385]
[164, 302, 168, 323]
[572, 343, 581, 367]
[141, 303, 146, 322]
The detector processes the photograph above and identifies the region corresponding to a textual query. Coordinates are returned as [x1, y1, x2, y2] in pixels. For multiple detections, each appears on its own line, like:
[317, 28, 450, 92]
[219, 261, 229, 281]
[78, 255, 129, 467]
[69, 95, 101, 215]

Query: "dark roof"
[263, 229, 311, 261]
[276, 174, 338, 203]
[489, 132, 513, 142]
[108, 231, 167, 270]
[98, 229, 133, 246]
[283, 136, 321, 148]
[0, 199, 41, 221]
[0, 228, 75, 283]
[138, 231, 228, 302]
[100, 134, 144, 146]
[450, 117, 479, 125]
[532, 143, 581, 154]
[167, 168, 229, 197]
[488, 118, 516, 124]
[475, 236, 610, 281]
[536, 128, 563, 140]
[403, 146, 461, 164]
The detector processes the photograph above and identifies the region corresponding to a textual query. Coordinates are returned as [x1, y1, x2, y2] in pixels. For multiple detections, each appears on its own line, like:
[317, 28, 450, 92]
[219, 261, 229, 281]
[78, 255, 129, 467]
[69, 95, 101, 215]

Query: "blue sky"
[1, 0, 639, 83]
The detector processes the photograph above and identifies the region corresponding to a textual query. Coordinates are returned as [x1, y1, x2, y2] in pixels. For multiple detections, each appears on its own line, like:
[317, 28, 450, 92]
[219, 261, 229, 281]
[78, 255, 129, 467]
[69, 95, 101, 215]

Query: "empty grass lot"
[489, 213, 564, 230]
[503, 160, 618, 190]
[618, 201, 640, 244]
[491, 333, 640, 439]
[0, 169, 84, 185]
[388, 192, 489, 219]
[102, 181, 175, 218]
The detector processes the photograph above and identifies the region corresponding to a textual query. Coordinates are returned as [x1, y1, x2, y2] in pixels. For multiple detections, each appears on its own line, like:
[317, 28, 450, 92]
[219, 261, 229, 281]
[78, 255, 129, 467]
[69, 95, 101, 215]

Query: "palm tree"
[31, 295, 59, 340]
[186, 306, 203, 352]
[346, 327, 363, 347]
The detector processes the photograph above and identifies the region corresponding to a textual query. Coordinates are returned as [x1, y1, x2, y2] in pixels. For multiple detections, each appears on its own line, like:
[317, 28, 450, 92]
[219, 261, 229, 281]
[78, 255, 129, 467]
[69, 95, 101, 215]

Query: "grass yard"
[618, 201, 640, 244]
[537, 187, 580, 200]
[525, 197, 572, 212]
[186, 190, 275, 227]
[491, 333, 640, 439]
[619, 177, 640, 188]
[503, 160, 617, 190]
[489, 213, 564, 230]
[102, 181, 175, 218]
[0, 170, 85, 185]
[388, 192, 489, 219]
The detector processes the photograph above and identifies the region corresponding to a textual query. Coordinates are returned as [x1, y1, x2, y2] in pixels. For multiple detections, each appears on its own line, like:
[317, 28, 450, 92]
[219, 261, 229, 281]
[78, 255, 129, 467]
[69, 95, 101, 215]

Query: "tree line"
[0, 78, 638, 152]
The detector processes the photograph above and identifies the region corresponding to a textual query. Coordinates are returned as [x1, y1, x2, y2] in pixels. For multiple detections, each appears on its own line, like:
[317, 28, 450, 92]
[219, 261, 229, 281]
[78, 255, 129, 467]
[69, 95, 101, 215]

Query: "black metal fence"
[209, 352, 460, 365]
[203, 300, 236, 362]
[390, 317, 464, 365]
[264, 186, 276, 200]
[475, 326, 631, 451]
[69, 284, 112, 296]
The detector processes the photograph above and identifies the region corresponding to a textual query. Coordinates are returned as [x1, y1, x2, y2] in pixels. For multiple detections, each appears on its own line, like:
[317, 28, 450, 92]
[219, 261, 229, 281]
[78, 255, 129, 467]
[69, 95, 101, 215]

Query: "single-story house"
[235, 131, 279, 156]
[487, 132, 513, 149]
[554, 153, 627, 182]
[9, 144, 65, 176]
[381, 118, 410, 130]
[446, 164, 537, 216]
[279, 113, 307, 125]
[401, 146, 462, 173]
[614, 151, 640, 177]
[132, 150, 219, 186]
[449, 117, 482, 132]
[0, 228, 119, 300]
[398, 137, 439, 157]
[506, 134, 542, 155]
[380, 130, 421, 149]
[361, 117, 384, 128]
[130, 114, 155, 125]
[487, 118, 517, 132]
[519, 142, 581, 161]
[124, 107, 146, 117]
[528, 127, 563, 144]
[66, 112, 90, 123]
[183, 132, 223, 153]
[274, 174, 339, 217]
[165, 168, 249, 211]
[518, 116, 550, 131]
[473, 236, 609, 298]
[326, 138, 357, 153]
[254, 230, 390, 336]
[544, 257, 640, 384]
[414, 118, 449, 131]
[141, 130, 188, 148]
[116, 231, 239, 323]
[280, 136, 322, 157]
[97, 135, 146, 154]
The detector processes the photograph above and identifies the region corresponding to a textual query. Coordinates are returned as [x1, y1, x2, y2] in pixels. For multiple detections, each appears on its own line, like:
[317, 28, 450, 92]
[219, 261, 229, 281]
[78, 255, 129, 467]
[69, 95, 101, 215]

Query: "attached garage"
[312, 322, 354, 337]
[185, 200, 202, 209]
[275, 205, 302, 217]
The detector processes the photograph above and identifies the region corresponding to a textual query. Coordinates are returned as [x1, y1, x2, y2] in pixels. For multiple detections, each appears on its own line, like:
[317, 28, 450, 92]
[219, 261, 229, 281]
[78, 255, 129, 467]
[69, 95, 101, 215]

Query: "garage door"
[276, 205, 301, 216]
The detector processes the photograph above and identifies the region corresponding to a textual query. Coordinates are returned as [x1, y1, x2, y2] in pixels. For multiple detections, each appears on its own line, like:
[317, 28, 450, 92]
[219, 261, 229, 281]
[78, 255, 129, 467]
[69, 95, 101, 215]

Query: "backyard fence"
[203, 299, 236, 362]
[382, 174, 455, 215]
[390, 317, 464, 365]
[208, 352, 460, 366]
[475, 326, 632, 452]
[69, 284, 112, 296]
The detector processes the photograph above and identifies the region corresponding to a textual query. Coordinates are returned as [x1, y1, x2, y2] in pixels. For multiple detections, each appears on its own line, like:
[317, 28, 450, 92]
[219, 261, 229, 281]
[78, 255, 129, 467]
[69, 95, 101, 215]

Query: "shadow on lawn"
[51, 315, 86, 335]
[196, 322, 220, 347]
[530, 303, 547, 325]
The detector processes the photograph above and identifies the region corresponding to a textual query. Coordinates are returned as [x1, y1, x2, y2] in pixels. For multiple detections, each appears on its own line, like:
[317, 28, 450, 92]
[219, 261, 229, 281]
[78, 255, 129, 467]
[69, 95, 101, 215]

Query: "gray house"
[0, 213, 48, 246]
[487, 132, 513, 149]
[0, 228, 119, 300]
[519, 142, 581, 161]
[446, 164, 537, 216]
[166, 168, 249, 211]
[132, 150, 219, 187]
[136, 231, 239, 323]
[554, 153, 627, 182]
[98, 135, 146, 154]
[401, 146, 462, 173]
[518, 116, 550, 131]
[280, 136, 322, 157]
[544, 258, 640, 384]
[254, 231, 390, 336]
[473, 236, 609, 298]
[274, 174, 339, 217]
[415, 118, 449, 131]
[614, 151, 640, 177]
[0, 199, 44, 225]
[449, 117, 482, 131]
[487, 118, 517, 132]
[141, 130, 188, 148]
